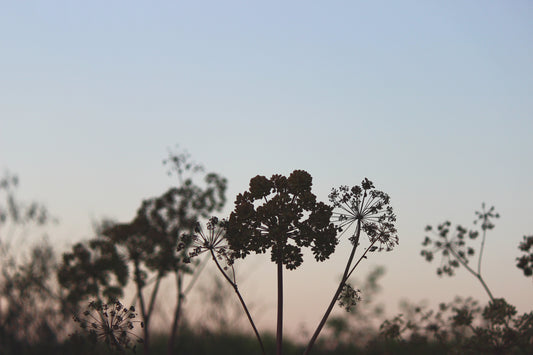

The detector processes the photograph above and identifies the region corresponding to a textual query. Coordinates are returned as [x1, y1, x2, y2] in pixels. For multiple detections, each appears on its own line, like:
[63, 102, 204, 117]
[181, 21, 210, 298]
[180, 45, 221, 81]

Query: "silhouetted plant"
[1, 240, 64, 348]
[381, 204, 533, 354]
[421, 203, 499, 300]
[227, 170, 337, 355]
[517, 235, 533, 280]
[102, 148, 227, 355]
[73, 299, 144, 353]
[0, 172, 63, 351]
[58, 235, 129, 310]
[304, 178, 397, 354]
[181, 216, 266, 354]
[379, 296, 481, 345]
[381, 296, 533, 354]
[0, 171, 54, 254]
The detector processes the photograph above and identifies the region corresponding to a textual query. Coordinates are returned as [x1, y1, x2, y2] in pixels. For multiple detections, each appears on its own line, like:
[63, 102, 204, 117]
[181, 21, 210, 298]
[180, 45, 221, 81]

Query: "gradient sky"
[1, 1, 532, 337]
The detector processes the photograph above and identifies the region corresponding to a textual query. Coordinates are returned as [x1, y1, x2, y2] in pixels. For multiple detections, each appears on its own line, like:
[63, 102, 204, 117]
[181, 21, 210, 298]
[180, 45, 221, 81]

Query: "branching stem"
[448, 247, 494, 301]
[304, 220, 361, 355]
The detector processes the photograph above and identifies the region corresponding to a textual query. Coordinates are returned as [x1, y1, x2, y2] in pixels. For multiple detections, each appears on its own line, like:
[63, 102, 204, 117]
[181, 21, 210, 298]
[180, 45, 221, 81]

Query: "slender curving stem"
[210, 250, 266, 355]
[448, 247, 494, 301]
[304, 220, 361, 355]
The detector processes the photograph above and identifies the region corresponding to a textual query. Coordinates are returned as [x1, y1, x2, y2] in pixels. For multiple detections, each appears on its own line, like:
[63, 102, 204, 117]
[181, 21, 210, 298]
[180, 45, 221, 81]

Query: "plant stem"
[448, 247, 494, 301]
[182, 254, 210, 295]
[147, 273, 162, 319]
[277, 261, 283, 355]
[167, 272, 184, 355]
[477, 229, 487, 275]
[167, 254, 210, 354]
[304, 220, 361, 355]
[133, 259, 150, 355]
[346, 239, 378, 280]
[210, 250, 266, 355]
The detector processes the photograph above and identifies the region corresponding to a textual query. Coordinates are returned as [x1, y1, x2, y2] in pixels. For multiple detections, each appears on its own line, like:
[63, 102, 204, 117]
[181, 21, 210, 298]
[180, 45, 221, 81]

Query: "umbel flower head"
[328, 178, 398, 252]
[420, 221, 478, 276]
[73, 299, 144, 352]
[420, 205, 498, 277]
[226, 170, 338, 270]
[516, 235, 533, 278]
[337, 284, 362, 312]
[179, 216, 232, 266]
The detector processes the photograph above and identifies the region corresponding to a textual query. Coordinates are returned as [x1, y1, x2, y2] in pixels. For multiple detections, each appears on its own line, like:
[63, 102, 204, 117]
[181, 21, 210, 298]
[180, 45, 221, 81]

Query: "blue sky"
[1, 1, 532, 335]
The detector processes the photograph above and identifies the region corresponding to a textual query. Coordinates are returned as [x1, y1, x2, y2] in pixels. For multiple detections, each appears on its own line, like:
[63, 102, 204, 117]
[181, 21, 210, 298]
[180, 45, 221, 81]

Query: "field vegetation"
[1, 149, 531, 354]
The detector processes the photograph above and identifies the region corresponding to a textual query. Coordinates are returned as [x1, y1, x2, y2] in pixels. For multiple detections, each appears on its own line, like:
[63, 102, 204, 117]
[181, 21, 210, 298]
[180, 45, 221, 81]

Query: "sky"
[1, 0, 532, 338]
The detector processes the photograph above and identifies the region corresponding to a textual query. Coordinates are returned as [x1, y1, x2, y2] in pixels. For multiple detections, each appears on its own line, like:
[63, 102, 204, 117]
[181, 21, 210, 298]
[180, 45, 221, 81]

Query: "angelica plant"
[387, 203, 533, 354]
[226, 170, 337, 355]
[421, 203, 499, 300]
[190, 173, 397, 355]
[180, 216, 266, 355]
[304, 178, 398, 354]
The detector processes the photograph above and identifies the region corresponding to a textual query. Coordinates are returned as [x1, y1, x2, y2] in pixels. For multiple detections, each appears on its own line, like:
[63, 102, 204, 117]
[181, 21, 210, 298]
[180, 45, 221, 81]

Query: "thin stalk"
[346, 238, 378, 280]
[477, 229, 487, 275]
[448, 247, 494, 301]
[210, 250, 266, 355]
[133, 260, 150, 355]
[304, 220, 361, 355]
[167, 256, 209, 354]
[277, 261, 283, 355]
[146, 272, 162, 319]
[182, 254, 210, 295]
[167, 272, 184, 355]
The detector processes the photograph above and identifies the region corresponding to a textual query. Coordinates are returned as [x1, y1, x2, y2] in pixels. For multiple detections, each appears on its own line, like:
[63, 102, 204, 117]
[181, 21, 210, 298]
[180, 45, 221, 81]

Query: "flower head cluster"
[179, 216, 232, 266]
[328, 178, 397, 251]
[337, 284, 362, 312]
[516, 235, 533, 278]
[73, 299, 144, 352]
[420, 205, 499, 277]
[474, 203, 500, 231]
[421, 221, 479, 276]
[226, 170, 338, 270]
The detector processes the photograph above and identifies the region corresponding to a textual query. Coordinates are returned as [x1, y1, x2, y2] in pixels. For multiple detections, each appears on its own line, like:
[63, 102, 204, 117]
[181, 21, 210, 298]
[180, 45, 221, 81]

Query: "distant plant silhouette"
[380, 204, 533, 354]
[58, 231, 129, 311]
[517, 235, 533, 281]
[0, 171, 54, 254]
[0, 172, 63, 352]
[421, 203, 499, 300]
[99, 148, 227, 355]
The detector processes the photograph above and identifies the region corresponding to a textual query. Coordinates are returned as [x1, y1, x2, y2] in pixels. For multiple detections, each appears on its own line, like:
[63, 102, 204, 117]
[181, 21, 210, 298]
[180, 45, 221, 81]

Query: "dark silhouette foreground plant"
[304, 178, 397, 354]
[73, 299, 144, 353]
[181, 216, 266, 354]
[191, 172, 398, 355]
[226, 170, 338, 355]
